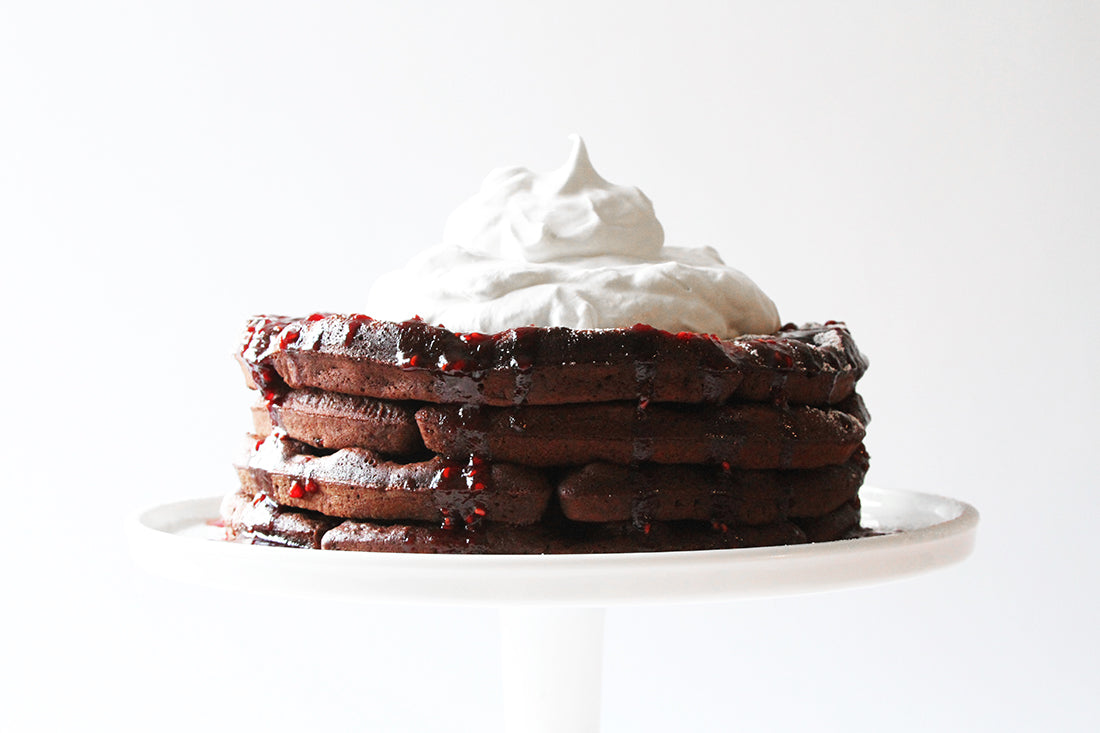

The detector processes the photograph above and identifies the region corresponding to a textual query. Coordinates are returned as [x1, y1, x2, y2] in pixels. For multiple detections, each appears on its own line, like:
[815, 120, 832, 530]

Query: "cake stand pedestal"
[126, 486, 978, 733]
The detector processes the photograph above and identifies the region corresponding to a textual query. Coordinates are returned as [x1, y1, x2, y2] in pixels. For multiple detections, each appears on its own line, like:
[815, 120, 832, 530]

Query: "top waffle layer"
[238, 315, 868, 407]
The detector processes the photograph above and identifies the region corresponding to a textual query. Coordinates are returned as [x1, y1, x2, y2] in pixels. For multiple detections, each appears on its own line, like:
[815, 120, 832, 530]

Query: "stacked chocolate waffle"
[222, 314, 870, 553]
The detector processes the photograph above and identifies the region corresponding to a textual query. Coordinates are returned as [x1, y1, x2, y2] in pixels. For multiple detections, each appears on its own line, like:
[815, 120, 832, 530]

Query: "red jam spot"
[462, 332, 489, 344]
[638, 397, 650, 410]
[473, 506, 487, 516]
[472, 482, 487, 492]
[721, 461, 731, 472]
[279, 329, 300, 348]
[676, 331, 694, 341]
[252, 493, 267, 507]
[774, 351, 794, 369]
[408, 355, 421, 368]
[343, 320, 363, 347]
[711, 521, 730, 532]
[442, 517, 454, 529]
[288, 481, 305, 499]
[642, 523, 652, 535]
[442, 466, 457, 479]
[304, 478, 319, 493]
[306, 313, 325, 322]
[825, 319, 838, 326]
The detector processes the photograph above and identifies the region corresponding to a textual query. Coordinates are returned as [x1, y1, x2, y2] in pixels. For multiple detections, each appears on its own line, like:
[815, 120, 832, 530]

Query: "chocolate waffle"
[222, 488, 862, 554]
[238, 315, 868, 408]
[237, 434, 552, 526]
[251, 388, 868, 469]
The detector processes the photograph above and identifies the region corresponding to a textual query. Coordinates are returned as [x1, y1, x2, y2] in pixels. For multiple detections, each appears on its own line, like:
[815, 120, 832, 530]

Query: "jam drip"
[431, 456, 493, 531]
[708, 461, 738, 531]
[431, 330, 497, 530]
[628, 324, 661, 532]
[240, 316, 298, 434]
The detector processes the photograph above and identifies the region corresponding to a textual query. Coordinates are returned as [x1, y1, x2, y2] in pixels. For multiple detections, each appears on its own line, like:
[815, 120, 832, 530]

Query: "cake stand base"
[126, 486, 978, 732]
[501, 607, 605, 733]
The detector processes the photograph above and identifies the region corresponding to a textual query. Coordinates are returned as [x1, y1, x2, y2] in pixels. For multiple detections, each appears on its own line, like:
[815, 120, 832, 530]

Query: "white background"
[2, 2, 1098, 731]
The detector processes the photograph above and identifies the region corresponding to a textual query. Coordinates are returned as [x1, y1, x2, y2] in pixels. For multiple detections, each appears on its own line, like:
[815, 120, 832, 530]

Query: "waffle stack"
[221, 314, 870, 553]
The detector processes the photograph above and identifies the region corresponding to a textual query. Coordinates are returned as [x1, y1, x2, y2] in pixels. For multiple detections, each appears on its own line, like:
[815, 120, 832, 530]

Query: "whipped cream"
[367, 136, 780, 338]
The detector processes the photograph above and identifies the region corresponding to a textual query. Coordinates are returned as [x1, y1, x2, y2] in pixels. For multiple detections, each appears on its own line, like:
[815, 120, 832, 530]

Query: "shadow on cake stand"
[126, 485, 978, 733]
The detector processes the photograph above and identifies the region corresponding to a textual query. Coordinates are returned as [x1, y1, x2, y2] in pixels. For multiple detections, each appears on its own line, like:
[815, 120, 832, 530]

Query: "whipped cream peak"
[443, 134, 665, 263]
[546, 134, 600, 194]
[367, 137, 781, 338]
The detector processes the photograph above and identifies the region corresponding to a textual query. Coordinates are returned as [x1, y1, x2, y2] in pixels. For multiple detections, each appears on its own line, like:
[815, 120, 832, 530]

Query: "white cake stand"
[126, 486, 977, 733]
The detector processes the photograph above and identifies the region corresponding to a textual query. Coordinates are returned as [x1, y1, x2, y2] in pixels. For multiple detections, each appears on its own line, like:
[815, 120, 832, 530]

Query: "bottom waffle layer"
[220, 490, 862, 554]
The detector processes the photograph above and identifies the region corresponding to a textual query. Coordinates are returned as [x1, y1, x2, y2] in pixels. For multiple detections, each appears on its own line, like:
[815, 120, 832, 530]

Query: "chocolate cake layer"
[255, 378, 866, 464]
[796, 499, 863, 543]
[237, 435, 553, 526]
[557, 450, 868, 524]
[256, 388, 869, 469]
[252, 388, 424, 456]
[235, 433, 865, 527]
[220, 490, 338, 549]
[415, 401, 866, 468]
[239, 315, 868, 408]
[221, 492, 861, 554]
